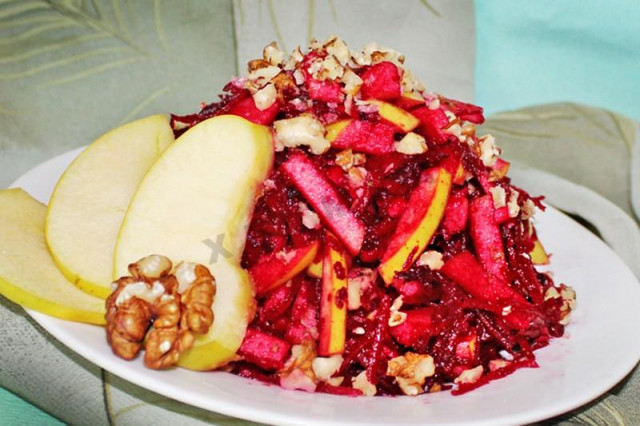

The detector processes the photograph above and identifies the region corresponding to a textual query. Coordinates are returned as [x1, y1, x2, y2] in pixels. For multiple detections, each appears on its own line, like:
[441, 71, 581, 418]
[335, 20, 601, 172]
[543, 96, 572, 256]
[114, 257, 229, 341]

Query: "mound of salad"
[157, 37, 576, 397]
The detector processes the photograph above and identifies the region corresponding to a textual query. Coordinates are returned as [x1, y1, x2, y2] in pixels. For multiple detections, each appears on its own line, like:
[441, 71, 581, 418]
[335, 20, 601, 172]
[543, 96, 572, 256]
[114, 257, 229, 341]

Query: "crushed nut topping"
[352, 370, 377, 396]
[476, 134, 501, 167]
[545, 284, 577, 325]
[386, 352, 435, 395]
[490, 185, 507, 209]
[347, 267, 376, 310]
[263, 41, 285, 66]
[279, 342, 317, 392]
[106, 255, 216, 369]
[416, 250, 444, 270]
[273, 114, 330, 155]
[299, 202, 321, 230]
[311, 354, 343, 382]
[394, 132, 428, 155]
[454, 365, 483, 385]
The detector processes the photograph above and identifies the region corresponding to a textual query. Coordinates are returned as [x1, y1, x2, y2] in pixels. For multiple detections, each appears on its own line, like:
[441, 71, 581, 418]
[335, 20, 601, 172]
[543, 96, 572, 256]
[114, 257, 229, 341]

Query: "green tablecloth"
[1, 1, 638, 424]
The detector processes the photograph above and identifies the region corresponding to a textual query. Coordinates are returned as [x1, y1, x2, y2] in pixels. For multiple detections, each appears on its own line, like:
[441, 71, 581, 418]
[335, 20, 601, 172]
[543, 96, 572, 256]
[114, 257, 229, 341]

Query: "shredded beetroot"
[171, 38, 574, 398]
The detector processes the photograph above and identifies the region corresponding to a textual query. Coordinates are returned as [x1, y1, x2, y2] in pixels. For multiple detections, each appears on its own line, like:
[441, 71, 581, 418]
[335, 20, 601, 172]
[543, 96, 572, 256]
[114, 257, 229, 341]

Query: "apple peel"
[0, 189, 105, 325]
[379, 167, 452, 284]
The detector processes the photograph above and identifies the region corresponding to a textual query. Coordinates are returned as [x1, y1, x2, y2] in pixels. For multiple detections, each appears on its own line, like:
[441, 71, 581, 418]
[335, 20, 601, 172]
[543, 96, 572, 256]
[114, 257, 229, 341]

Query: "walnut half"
[105, 255, 217, 369]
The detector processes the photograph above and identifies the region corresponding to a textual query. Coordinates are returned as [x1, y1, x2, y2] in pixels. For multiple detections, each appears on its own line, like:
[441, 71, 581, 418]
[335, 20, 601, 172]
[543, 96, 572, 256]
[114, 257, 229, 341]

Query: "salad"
[112, 37, 577, 397]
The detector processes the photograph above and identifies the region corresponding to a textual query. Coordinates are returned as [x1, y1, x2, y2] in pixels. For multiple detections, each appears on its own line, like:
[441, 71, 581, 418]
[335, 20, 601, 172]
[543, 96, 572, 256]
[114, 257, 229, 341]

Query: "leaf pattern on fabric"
[483, 102, 639, 222]
[0, 0, 237, 188]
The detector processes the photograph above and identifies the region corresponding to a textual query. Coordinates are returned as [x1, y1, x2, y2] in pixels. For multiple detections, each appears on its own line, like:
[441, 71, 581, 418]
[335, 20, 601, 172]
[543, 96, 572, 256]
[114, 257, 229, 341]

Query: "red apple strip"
[442, 190, 469, 236]
[469, 194, 509, 282]
[282, 152, 365, 255]
[378, 167, 452, 284]
[442, 252, 543, 333]
[318, 233, 349, 356]
[441, 251, 524, 304]
[249, 240, 320, 295]
[238, 327, 292, 371]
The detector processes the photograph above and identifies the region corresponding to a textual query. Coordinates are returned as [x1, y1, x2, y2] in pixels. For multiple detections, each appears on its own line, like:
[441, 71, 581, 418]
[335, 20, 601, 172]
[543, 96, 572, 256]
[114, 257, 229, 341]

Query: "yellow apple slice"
[46, 115, 174, 298]
[318, 233, 349, 356]
[379, 167, 452, 284]
[114, 115, 274, 370]
[0, 189, 105, 325]
[530, 237, 550, 265]
[326, 119, 353, 142]
[372, 100, 420, 133]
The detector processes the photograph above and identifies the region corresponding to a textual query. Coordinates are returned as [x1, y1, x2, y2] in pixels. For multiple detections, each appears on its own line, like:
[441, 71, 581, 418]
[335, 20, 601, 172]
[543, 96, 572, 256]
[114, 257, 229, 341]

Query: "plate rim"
[9, 147, 640, 426]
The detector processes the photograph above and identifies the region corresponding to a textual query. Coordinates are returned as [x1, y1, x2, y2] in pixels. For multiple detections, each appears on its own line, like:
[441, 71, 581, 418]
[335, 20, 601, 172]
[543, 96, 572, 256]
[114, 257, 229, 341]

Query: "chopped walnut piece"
[386, 352, 435, 396]
[454, 365, 484, 385]
[299, 202, 320, 229]
[490, 186, 507, 209]
[476, 134, 501, 167]
[548, 283, 577, 325]
[352, 370, 377, 396]
[324, 36, 350, 65]
[252, 83, 277, 111]
[311, 354, 343, 382]
[273, 114, 330, 155]
[263, 41, 285, 66]
[416, 250, 444, 270]
[106, 256, 217, 369]
[394, 132, 428, 155]
[279, 341, 318, 392]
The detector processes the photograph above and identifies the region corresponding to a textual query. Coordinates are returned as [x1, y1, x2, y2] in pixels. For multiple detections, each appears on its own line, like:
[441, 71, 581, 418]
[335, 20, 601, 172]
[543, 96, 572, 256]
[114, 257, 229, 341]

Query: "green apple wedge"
[114, 115, 274, 371]
[45, 115, 174, 298]
[0, 189, 105, 324]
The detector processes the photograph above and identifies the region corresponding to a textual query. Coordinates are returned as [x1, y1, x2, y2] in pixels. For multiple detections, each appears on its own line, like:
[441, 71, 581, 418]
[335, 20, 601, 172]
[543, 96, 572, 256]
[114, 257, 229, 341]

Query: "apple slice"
[249, 240, 320, 295]
[282, 152, 365, 255]
[490, 158, 510, 180]
[306, 256, 323, 278]
[371, 100, 419, 133]
[379, 167, 452, 284]
[469, 195, 509, 282]
[0, 189, 105, 324]
[318, 233, 349, 356]
[395, 92, 425, 110]
[46, 115, 174, 298]
[328, 119, 396, 154]
[114, 115, 274, 370]
[529, 237, 550, 265]
[325, 119, 352, 143]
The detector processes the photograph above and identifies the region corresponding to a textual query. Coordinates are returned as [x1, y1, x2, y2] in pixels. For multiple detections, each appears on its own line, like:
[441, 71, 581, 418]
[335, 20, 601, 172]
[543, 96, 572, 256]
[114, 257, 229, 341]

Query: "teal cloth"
[0, 388, 60, 425]
[475, 0, 640, 121]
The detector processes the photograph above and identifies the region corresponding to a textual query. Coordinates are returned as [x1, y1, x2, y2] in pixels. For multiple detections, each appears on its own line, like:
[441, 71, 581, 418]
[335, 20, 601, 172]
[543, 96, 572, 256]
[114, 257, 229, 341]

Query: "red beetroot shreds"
[282, 152, 365, 256]
[317, 382, 364, 396]
[166, 37, 573, 398]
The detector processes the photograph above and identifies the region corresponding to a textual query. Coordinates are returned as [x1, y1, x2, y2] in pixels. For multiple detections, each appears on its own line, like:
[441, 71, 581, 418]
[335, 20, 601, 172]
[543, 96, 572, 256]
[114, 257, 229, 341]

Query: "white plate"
[10, 149, 640, 426]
